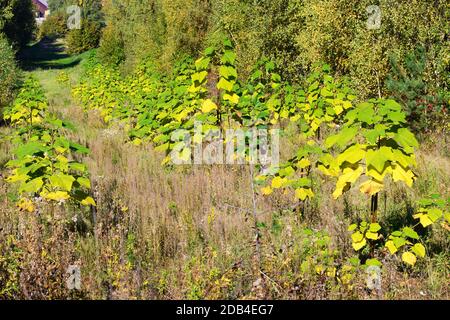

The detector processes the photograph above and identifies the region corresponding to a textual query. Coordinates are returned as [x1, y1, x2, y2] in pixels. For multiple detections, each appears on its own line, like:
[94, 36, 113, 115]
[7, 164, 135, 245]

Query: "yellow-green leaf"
[202, 99, 218, 113]
[77, 177, 91, 189]
[411, 243, 426, 258]
[295, 188, 314, 201]
[81, 196, 96, 207]
[352, 238, 367, 251]
[359, 179, 384, 196]
[351, 231, 364, 243]
[365, 231, 379, 240]
[385, 240, 398, 254]
[261, 186, 273, 196]
[49, 174, 76, 192]
[272, 176, 287, 189]
[42, 191, 70, 201]
[392, 164, 415, 188]
[402, 251, 417, 266]
[223, 93, 239, 104]
[337, 145, 366, 165]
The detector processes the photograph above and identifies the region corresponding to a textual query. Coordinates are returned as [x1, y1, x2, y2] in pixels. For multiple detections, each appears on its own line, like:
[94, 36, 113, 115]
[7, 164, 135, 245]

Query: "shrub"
[386, 47, 450, 133]
[0, 0, 36, 50]
[39, 13, 68, 40]
[0, 34, 20, 108]
[66, 20, 101, 54]
[97, 24, 125, 67]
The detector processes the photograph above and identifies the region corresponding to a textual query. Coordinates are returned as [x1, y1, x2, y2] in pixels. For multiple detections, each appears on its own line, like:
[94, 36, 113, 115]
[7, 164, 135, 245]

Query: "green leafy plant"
[322, 99, 418, 211]
[4, 76, 95, 211]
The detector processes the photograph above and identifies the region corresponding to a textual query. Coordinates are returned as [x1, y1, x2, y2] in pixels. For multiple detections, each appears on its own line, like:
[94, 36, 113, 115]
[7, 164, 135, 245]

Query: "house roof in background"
[34, 0, 49, 9]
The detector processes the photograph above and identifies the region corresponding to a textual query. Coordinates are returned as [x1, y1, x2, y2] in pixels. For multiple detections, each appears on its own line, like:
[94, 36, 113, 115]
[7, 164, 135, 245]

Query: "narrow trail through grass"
[22, 39, 86, 113]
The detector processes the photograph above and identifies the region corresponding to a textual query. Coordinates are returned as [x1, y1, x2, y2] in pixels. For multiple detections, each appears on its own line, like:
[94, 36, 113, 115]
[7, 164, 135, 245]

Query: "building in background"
[32, 0, 49, 25]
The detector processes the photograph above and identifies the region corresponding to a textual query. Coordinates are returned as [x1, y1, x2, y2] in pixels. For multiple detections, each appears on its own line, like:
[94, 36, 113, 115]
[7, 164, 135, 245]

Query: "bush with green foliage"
[0, 34, 20, 108]
[66, 19, 101, 54]
[386, 47, 449, 133]
[98, 0, 448, 103]
[97, 24, 125, 67]
[39, 12, 68, 39]
[0, 0, 35, 49]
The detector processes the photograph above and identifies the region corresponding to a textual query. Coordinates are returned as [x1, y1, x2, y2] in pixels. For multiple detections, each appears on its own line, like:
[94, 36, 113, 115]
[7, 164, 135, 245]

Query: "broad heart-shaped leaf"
[325, 127, 358, 148]
[387, 111, 406, 123]
[223, 93, 239, 104]
[383, 99, 402, 112]
[217, 78, 234, 92]
[81, 196, 96, 207]
[54, 137, 70, 153]
[364, 126, 385, 144]
[77, 177, 91, 189]
[352, 231, 364, 243]
[337, 144, 366, 165]
[367, 166, 392, 181]
[221, 50, 236, 65]
[402, 226, 419, 240]
[402, 251, 417, 266]
[369, 223, 381, 233]
[385, 240, 398, 254]
[261, 186, 273, 196]
[192, 71, 208, 84]
[42, 191, 70, 201]
[365, 258, 382, 267]
[15, 141, 47, 158]
[320, 87, 333, 97]
[365, 231, 378, 240]
[352, 237, 367, 251]
[69, 162, 87, 172]
[219, 66, 237, 80]
[6, 172, 29, 183]
[195, 57, 210, 71]
[359, 179, 384, 196]
[20, 177, 44, 193]
[272, 176, 288, 189]
[356, 102, 375, 124]
[154, 142, 170, 153]
[413, 213, 433, 227]
[279, 166, 296, 177]
[295, 188, 314, 201]
[394, 128, 419, 149]
[392, 164, 415, 187]
[201, 99, 218, 113]
[297, 158, 311, 169]
[427, 208, 443, 222]
[366, 147, 392, 173]
[391, 149, 416, 168]
[333, 166, 363, 199]
[392, 236, 407, 249]
[411, 243, 426, 258]
[49, 173, 76, 192]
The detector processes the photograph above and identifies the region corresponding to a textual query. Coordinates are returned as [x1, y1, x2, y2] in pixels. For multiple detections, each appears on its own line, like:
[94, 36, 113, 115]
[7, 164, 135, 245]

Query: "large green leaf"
[325, 127, 358, 148]
[402, 226, 419, 240]
[221, 50, 236, 65]
[15, 141, 46, 158]
[394, 128, 419, 149]
[337, 144, 366, 165]
[49, 173, 76, 192]
[20, 178, 44, 193]
[366, 147, 392, 173]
